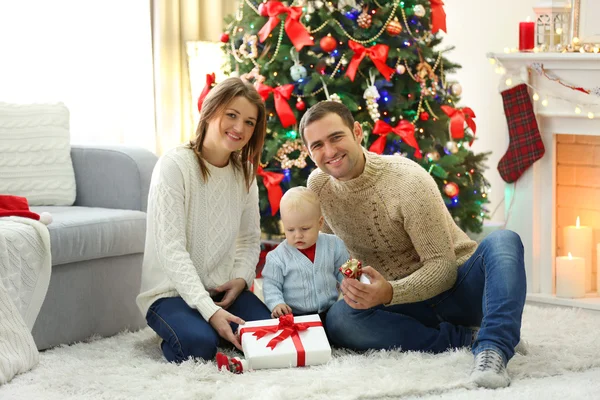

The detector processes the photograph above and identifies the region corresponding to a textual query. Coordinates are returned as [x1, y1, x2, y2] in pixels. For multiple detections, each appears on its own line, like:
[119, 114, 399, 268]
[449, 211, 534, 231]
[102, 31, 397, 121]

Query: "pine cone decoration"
[357, 10, 372, 29]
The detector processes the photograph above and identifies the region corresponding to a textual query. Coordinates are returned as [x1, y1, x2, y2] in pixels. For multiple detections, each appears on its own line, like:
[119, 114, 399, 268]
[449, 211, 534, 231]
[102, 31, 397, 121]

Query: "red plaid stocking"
[497, 84, 545, 183]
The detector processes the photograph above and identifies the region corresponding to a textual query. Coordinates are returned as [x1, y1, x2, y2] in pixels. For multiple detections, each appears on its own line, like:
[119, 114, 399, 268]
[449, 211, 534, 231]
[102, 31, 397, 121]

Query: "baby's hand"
[271, 303, 292, 318]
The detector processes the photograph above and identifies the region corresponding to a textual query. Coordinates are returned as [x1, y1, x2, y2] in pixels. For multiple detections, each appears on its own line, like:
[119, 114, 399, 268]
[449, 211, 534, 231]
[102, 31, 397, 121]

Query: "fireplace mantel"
[489, 52, 600, 310]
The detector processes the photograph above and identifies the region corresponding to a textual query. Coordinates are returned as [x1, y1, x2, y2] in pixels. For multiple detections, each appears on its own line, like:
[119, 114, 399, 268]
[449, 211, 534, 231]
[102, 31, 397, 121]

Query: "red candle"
[519, 20, 535, 51]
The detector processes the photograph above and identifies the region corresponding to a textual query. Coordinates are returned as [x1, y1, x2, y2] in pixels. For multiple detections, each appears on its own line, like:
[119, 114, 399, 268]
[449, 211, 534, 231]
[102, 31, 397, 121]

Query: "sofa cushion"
[30, 206, 146, 266]
[0, 102, 76, 206]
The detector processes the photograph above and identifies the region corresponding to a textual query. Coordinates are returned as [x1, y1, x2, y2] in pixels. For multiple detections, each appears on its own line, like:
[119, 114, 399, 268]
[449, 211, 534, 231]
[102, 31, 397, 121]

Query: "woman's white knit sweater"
[136, 145, 261, 321]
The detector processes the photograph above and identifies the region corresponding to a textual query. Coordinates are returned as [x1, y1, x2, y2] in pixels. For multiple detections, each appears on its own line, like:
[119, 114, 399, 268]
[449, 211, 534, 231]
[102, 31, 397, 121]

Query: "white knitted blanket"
[0, 217, 52, 385]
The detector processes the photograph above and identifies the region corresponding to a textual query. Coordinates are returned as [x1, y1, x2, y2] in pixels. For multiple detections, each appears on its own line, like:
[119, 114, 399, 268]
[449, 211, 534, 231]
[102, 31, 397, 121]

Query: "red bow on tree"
[256, 83, 297, 128]
[371, 120, 422, 158]
[257, 166, 284, 215]
[257, 1, 314, 52]
[430, 0, 447, 34]
[250, 314, 320, 350]
[345, 41, 395, 82]
[197, 73, 216, 113]
[441, 105, 477, 143]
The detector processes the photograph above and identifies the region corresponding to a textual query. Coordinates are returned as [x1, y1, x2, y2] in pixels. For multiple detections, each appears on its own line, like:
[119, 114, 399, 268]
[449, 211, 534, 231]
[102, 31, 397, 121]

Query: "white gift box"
[237, 314, 331, 370]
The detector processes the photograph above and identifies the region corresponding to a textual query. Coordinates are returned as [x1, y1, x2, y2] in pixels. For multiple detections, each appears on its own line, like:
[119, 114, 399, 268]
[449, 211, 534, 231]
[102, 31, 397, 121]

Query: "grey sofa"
[30, 144, 157, 350]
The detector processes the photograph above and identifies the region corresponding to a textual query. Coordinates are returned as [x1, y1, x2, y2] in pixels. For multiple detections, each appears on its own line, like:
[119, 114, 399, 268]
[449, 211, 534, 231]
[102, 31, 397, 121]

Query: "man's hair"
[298, 101, 355, 144]
[280, 186, 321, 215]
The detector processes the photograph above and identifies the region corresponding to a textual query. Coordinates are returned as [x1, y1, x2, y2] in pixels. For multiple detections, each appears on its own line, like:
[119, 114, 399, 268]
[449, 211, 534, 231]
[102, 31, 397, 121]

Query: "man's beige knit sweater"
[308, 149, 477, 305]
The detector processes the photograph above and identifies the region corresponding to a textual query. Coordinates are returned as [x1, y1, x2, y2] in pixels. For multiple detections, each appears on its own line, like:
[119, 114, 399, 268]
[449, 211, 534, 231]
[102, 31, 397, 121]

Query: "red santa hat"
[0, 195, 52, 225]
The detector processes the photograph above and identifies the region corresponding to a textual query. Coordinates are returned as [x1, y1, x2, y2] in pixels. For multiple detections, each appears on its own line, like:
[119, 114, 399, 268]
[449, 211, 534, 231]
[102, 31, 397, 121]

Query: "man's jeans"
[325, 230, 526, 364]
[146, 290, 271, 363]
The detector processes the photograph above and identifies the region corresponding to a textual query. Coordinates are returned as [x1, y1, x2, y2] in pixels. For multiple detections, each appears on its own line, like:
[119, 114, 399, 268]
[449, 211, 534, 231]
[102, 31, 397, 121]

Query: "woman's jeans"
[325, 230, 527, 365]
[146, 290, 271, 363]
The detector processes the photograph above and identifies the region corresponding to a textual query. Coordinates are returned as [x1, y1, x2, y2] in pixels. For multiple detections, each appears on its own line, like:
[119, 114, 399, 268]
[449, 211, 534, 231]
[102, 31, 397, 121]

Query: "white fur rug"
[2, 305, 600, 400]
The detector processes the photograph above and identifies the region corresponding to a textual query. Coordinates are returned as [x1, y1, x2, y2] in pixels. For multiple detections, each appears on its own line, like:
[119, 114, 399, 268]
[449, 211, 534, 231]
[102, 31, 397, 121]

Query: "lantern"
[533, 0, 572, 51]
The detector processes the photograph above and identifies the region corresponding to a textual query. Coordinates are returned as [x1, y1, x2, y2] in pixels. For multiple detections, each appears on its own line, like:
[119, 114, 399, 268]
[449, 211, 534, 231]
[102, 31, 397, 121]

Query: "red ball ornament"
[258, 2, 268, 17]
[220, 32, 230, 43]
[296, 99, 306, 111]
[320, 35, 337, 53]
[444, 182, 460, 198]
[420, 111, 430, 121]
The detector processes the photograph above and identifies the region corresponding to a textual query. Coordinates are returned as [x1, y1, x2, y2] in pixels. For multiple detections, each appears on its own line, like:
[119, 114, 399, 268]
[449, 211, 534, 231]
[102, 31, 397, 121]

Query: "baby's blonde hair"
[280, 186, 321, 215]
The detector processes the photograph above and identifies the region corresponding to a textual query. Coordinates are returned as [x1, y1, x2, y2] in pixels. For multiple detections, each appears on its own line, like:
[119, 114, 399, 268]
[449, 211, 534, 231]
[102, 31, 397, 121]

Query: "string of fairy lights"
[487, 54, 600, 119]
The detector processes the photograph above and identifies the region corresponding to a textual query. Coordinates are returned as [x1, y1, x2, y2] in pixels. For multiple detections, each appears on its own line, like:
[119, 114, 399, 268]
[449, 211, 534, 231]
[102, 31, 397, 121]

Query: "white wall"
[441, 0, 539, 223]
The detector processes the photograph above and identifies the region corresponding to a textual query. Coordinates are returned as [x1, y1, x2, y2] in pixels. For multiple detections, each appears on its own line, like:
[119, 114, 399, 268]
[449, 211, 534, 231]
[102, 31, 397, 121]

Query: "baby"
[262, 187, 349, 319]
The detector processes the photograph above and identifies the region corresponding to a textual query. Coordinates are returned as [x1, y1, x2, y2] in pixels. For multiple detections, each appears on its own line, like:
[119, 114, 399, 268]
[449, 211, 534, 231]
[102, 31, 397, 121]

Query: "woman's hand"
[208, 309, 245, 350]
[214, 278, 247, 309]
[271, 303, 292, 318]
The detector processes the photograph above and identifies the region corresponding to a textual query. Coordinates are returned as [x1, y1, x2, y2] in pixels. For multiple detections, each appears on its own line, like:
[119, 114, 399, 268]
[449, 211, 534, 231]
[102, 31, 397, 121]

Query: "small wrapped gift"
[340, 258, 371, 284]
[237, 314, 331, 370]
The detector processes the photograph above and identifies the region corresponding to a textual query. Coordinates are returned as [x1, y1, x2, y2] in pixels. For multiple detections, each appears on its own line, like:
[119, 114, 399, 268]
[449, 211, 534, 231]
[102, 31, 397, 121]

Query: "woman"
[137, 77, 271, 362]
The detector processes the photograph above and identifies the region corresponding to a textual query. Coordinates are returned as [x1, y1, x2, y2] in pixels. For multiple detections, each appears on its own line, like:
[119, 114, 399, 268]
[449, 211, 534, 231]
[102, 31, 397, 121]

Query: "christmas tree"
[219, 0, 491, 235]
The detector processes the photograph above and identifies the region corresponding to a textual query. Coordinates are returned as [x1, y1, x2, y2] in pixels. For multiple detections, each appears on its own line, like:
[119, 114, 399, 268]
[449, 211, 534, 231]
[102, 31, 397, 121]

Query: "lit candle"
[519, 17, 535, 52]
[556, 252, 585, 298]
[564, 217, 593, 292]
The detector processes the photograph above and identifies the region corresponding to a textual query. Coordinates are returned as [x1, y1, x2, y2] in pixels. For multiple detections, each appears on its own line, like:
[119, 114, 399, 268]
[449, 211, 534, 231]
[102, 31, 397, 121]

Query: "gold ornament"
[426, 151, 440, 161]
[446, 141, 459, 154]
[416, 60, 438, 83]
[275, 140, 309, 169]
[413, 4, 426, 18]
[357, 7, 372, 29]
[239, 34, 258, 59]
[386, 17, 402, 36]
[451, 83, 463, 96]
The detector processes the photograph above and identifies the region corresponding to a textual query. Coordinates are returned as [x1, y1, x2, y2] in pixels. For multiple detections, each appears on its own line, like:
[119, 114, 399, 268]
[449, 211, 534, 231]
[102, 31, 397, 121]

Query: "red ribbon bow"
[197, 73, 216, 113]
[257, 166, 284, 215]
[239, 314, 323, 367]
[371, 120, 422, 159]
[441, 105, 476, 143]
[256, 83, 297, 128]
[258, 1, 314, 52]
[430, 0, 447, 34]
[346, 41, 395, 82]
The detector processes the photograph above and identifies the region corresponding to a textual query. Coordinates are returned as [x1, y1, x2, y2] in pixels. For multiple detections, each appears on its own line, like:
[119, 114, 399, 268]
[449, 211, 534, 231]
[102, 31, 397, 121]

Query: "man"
[300, 101, 526, 389]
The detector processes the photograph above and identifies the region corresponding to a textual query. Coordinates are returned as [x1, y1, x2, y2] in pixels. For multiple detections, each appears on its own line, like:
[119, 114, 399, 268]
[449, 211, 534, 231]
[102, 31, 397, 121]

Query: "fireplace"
[493, 53, 600, 310]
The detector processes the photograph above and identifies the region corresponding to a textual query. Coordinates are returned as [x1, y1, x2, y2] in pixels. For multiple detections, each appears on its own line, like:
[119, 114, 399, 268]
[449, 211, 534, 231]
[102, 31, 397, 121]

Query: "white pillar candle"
[556, 253, 586, 298]
[564, 217, 593, 292]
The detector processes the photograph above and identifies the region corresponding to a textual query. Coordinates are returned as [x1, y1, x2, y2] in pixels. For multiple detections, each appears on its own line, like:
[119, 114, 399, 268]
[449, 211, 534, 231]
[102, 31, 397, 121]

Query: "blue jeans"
[325, 230, 526, 364]
[146, 290, 271, 363]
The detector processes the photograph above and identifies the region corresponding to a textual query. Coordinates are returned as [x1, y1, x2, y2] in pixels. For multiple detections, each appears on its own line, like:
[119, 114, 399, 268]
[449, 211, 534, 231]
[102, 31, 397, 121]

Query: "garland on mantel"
[530, 63, 600, 97]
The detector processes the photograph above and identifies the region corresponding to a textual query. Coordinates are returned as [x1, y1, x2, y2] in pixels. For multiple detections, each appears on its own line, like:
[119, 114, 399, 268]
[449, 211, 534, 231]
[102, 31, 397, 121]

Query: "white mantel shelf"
[488, 52, 600, 70]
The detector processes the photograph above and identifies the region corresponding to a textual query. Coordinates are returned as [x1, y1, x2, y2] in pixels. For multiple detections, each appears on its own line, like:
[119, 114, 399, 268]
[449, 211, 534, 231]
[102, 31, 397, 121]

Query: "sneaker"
[471, 349, 510, 389]
[471, 328, 528, 356]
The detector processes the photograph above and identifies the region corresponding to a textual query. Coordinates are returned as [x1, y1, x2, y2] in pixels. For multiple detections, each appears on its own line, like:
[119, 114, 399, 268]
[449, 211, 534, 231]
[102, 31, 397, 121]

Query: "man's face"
[303, 113, 365, 181]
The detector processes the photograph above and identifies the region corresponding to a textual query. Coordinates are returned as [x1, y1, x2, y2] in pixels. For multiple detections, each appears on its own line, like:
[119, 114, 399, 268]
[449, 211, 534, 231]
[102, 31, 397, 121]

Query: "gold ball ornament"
[446, 141, 459, 154]
[357, 9, 372, 29]
[444, 182, 460, 197]
[386, 17, 402, 36]
[413, 4, 426, 18]
[426, 151, 440, 161]
[451, 83, 463, 96]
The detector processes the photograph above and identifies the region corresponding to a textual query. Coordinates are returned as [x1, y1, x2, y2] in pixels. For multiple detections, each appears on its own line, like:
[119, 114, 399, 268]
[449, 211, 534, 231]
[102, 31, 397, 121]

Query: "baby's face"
[280, 206, 323, 250]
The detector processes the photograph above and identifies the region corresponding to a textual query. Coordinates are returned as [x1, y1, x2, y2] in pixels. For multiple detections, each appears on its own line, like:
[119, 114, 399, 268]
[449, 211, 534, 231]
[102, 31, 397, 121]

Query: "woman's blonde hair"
[189, 77, 266, 191]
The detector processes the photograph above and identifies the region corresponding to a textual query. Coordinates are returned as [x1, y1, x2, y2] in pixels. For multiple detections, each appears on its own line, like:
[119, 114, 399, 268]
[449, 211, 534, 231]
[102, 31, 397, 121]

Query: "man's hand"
[340, 266, 393, 309]
[208, 309, 245, 350]
[271, 303, 292, 318]
[214, 278, 247, 309]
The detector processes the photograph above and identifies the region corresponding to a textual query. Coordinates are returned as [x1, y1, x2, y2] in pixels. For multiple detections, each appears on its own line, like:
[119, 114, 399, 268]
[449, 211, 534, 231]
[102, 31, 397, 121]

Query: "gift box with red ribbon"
[237, 314, 331, 370]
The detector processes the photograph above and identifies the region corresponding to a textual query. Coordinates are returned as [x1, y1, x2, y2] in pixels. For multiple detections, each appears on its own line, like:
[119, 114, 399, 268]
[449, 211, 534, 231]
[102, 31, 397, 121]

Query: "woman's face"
[203, 96, 258, 164]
